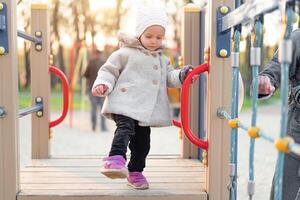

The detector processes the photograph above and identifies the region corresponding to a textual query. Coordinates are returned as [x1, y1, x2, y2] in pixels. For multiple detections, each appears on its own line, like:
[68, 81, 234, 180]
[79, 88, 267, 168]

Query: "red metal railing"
[179, 63, 209, 150]
[49, 65, 69, 128]
[172, 119, 182, 128]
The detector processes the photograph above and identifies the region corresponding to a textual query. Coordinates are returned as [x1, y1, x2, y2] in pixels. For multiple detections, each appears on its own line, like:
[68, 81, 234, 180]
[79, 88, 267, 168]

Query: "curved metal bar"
[49, 66, 69, 128]
[181, 63, 209, 150]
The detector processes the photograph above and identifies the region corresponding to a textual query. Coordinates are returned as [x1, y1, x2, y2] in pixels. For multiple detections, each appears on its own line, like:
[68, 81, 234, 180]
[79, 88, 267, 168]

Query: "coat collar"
[117, 31, 163, 57]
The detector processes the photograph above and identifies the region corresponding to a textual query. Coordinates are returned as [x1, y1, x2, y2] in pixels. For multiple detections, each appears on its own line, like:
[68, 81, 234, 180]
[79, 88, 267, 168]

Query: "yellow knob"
[219, 49, 228, 57]
[204, 54, 209, 62]
[228, 119, 239, 129]
[220, 6, 229, 15]
[0, 3, 4, 11]
[248, 127, 260, 139]
[0, 46, 5, 55]
[274, 137, 293, 153]
[204, 48, 209, 54]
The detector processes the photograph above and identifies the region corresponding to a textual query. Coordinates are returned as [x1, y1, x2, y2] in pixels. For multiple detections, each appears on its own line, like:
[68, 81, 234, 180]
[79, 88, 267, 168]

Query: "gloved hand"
[179, 65, 194, 84]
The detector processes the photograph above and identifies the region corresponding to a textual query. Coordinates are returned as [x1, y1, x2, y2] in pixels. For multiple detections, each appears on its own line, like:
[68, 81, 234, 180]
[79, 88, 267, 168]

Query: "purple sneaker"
[101, 155, 128, 179]
[127, 172, 149, 189]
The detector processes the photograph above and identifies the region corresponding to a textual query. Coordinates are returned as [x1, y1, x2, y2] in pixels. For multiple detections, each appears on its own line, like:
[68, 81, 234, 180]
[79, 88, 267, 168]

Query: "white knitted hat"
[135, 5, 168, 38]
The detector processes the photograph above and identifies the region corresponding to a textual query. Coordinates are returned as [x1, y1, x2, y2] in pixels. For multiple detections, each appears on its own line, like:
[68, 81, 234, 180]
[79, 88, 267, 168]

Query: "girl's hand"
[179, 65, 194, 83]
[92, 84, 108, 96]
[258, 75, 275, 95]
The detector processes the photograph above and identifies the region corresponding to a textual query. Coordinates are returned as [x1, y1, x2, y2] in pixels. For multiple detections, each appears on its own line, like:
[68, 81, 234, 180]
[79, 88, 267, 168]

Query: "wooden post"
[181, 4, 202, 159]
[30, 3, 50, 159]
[206, 0, 233, 199]
[0, 0, 19, 199]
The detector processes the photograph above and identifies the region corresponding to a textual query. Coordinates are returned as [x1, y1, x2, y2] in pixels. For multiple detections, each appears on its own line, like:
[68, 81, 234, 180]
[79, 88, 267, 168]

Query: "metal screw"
[36, 111, 43, 117]
[36, 97, 42, 103]
[219, 49, 228, 57]
[0, 107, 6, 118]
[0, 3, 4, 11]
[35, 44, 42, 51]
[0, 46, 5, 55]
[35, 31, 42, 37]
[220, 6, 229, 15]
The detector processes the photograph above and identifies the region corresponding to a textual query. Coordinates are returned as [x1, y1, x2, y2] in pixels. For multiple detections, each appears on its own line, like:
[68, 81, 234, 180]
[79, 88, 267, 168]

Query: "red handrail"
[181, 63, 209, 150]
[172, 119, 182, 128]
[49, 65, 69, 128]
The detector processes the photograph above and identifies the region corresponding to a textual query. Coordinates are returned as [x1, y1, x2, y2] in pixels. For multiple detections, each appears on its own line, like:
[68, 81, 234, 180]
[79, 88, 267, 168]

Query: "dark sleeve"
[260, 29, 300, 92]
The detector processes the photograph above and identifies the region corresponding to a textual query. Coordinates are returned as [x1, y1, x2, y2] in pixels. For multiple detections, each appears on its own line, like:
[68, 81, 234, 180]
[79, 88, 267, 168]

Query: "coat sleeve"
[165, 58, 181, 88]
[259, 30, 300, 99]
[92, 49, 127, 96]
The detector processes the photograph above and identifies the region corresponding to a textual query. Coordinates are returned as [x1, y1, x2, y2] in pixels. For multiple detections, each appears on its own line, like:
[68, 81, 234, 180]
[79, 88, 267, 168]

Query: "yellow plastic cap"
[184, 3, 201, 13]
[274, 137, 293, 153]
[228, 119, 239, 129]
[31, 3, 48, 10]
[248, 127, 260, 139]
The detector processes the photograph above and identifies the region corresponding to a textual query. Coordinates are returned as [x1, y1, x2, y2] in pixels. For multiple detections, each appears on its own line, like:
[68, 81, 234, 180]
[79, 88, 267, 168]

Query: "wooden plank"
[20, 182, 204, 190]
[18, 193, 206, 200]
[20, 177, 204, 184]
[51, 154, 181, 159]
[24, 158, 204, 167]
[0, 1, 19, 200]
[18, 156, 207, 200]
[20, 171, 203, 178]
[206, 0, 233, 199]
[20, 166, 204, 172]
[30, 3, 50, 159]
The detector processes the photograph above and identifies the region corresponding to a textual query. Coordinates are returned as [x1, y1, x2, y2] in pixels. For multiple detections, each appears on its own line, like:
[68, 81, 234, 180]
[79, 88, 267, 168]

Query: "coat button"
[121, 88, 127, 92]
[152, 80, 158, 85]
[153, 65, 158, 70]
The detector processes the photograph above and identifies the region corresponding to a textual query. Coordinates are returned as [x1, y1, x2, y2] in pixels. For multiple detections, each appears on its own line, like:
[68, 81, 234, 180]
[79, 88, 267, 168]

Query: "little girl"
[92, 5, 192, 190]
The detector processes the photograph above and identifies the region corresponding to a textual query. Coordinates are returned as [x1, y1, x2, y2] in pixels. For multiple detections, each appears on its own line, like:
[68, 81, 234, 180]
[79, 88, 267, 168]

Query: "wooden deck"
[18, 155, 207, 200]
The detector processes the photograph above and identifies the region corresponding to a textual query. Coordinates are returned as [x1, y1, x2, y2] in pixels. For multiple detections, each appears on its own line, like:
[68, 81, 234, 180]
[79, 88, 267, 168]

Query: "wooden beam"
[0, 0, 19, 199]
[181, 4, 202, 159]
[30, 3, 50, 158]
[206, 0, 233, 199]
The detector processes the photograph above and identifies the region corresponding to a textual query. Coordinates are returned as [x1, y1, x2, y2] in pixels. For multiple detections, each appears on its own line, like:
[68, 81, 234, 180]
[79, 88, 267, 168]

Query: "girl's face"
[140, 25, 165, 51]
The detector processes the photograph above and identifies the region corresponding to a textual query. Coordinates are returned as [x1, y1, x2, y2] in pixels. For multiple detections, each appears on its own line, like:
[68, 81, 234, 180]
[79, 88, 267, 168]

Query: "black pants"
[109, 114, 151, 172]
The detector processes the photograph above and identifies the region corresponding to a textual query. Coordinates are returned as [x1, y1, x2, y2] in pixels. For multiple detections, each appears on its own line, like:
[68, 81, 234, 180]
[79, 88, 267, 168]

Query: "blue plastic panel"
[216, 6, 231, 58]
[0, 2, 8, 54]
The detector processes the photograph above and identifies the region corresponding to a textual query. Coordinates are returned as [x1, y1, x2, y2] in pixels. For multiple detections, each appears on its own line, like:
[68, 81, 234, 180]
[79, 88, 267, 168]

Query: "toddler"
[92, 5, 192, 190]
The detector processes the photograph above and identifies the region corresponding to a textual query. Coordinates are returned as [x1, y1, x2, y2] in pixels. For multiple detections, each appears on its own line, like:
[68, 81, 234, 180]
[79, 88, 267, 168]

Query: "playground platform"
[18, 155, 207, 200]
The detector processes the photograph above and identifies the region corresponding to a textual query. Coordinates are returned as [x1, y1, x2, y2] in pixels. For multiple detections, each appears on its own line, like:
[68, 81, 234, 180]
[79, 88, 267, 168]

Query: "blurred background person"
[83, 50, 108, 132]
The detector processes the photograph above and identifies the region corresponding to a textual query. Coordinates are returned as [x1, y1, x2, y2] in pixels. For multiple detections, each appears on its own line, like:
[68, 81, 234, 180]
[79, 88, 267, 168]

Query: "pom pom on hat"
[135, 5, 168, 37]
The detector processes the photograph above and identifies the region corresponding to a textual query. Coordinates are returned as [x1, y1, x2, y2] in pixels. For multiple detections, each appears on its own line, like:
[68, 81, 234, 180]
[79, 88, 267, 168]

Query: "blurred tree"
[51, 0, 65, 74]
[98, 0, 128, 36]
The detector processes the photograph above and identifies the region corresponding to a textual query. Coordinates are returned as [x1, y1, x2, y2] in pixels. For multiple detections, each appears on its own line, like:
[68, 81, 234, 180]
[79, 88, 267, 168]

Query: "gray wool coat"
[259, 29, 300, 200]
[92, 32, 181, 127]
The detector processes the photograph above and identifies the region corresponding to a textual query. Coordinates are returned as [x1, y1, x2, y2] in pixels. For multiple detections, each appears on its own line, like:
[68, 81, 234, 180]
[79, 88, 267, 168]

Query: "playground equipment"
[1, 0, 300, 200]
